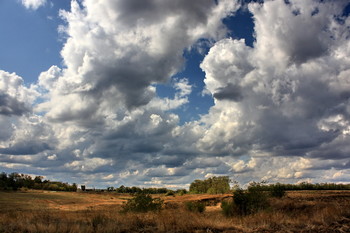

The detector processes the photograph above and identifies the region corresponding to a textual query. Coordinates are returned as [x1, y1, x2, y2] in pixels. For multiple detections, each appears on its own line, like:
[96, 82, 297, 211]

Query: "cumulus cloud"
[0, 114, 56, 156]
[11, 0, 239, 185]
[39, 0, 238, 116]
[0, 71, 43, 147]
[0, 94, 29, 116]
[0, 71, 55, 160]
[32, 0, 239, 142]
[38, 66, 62, 91]
[0, 71, 38, 116]
[199, 0, 350, 161]
[21, 0, 47, 10]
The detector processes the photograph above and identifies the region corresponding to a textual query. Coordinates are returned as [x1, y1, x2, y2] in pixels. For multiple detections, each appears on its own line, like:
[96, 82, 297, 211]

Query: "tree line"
[0, 172, 77, 191]
[2, 171, 349, 193]
[107, 185, 187, 195]
[188, 177, 350, 194]
[250, 182, 350, 191]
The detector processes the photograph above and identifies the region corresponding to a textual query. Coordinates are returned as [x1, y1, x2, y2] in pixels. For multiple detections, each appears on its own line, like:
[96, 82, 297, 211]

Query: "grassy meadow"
[0, 190, 350, 232]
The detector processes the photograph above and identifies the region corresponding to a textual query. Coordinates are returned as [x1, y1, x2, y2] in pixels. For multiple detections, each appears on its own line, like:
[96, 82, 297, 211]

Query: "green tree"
[189, 176, 230, 194]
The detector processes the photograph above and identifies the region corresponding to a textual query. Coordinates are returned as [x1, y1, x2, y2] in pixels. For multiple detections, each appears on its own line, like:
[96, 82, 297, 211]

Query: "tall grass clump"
[121, 192, 163, 213]
[91, 214, 108, 232]
[221, 200, 236, 217]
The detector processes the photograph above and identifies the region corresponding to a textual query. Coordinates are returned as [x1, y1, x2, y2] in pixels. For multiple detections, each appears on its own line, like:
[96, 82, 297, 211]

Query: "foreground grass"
[0, 190, 350, 232]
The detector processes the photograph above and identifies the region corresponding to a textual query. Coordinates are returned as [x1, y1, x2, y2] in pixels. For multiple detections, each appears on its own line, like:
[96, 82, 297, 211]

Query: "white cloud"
[174, 78, 192, 98]
[38, 66, 61, 91]
[0, 70, 38, 116]
[24, 0, 240, 185]
[0, 71, 51, 156]
[64, 157, 113, 172]
[21, 0, 47, 10]
[47, 154, 57, 160]
[199, 0, 350, 162]
[102, 174, 114, 180]
[0, 114, 56, 156]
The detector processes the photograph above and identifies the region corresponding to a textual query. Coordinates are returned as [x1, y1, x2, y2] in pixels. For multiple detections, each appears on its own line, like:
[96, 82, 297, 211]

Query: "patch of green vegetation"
[270, 184, 286, 198]
[121, 192, 163, 213]
[165, 190, 175, 196]
[185, 201, 206, 213]
[189, 176, 230, 194]
[221, 182, 270, 216]
[176, 189, 187, 196]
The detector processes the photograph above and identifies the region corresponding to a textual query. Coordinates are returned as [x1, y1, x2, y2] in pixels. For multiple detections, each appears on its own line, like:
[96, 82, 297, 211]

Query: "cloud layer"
[1, 0, 350, 188]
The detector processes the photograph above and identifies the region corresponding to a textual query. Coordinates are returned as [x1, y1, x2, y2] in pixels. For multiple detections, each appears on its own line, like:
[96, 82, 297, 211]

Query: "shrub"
[176, 189, 187, 196]
[177, 190, 185, 196]
[185, 201, 206, 213]
[236, 187, 269, 216]
[222, 183, 270, 216]
[121, 192, 163, 213]
[165, 190, 175, 196]
[270, 184, 286, 198]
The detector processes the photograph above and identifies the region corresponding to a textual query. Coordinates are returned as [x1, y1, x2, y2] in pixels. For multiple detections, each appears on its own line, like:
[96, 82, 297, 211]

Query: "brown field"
[0, 190, 350, 232]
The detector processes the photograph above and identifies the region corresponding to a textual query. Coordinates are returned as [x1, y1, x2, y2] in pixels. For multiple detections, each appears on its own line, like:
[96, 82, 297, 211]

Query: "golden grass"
[0, 190, 350, 232]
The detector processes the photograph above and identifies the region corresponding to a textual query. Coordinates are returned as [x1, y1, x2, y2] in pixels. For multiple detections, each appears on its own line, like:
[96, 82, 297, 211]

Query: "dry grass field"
[0, 190, 350, 232]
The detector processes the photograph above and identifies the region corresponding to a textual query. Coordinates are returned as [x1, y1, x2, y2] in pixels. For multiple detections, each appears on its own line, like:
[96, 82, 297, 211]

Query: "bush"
[121, 192, 163, 213]
[222, 183, 270, 216]
[185, 201, 206, 213]
[165, 190, 175, 196]
[176, 189, 187, 196]
[235, 187, 269, 216]
[270, 184, 286, 198]
[177, 190, 185, 196]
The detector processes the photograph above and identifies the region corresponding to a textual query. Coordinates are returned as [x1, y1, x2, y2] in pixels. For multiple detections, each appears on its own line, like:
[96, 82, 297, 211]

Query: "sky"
[0, 0, 350, 189]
